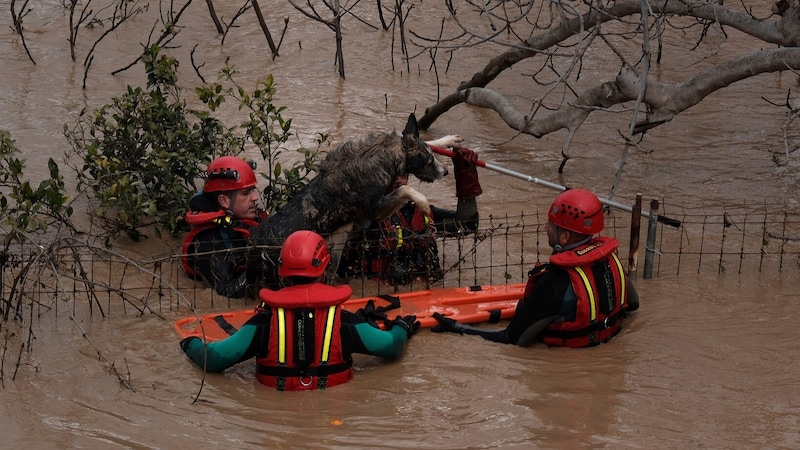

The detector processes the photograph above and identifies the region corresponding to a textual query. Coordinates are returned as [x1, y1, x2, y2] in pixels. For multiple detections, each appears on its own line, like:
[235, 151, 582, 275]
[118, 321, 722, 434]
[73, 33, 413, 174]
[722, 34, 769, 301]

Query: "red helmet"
[278, 230, 331, 278]
[204, 156, 257, 193]
[547, 188, 604, 235]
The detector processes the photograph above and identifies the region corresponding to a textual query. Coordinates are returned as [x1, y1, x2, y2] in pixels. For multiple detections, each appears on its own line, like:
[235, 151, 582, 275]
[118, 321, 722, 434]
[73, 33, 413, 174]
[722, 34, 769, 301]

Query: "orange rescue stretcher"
[173, 283, 525, 341]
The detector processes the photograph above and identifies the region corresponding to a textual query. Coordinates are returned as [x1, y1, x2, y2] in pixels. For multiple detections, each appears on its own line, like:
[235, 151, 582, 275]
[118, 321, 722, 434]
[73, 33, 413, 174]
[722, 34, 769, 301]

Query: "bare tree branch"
[112, 0, 194, 76]
[81, 0, 145, 87]
[418, 0, 796, 130]
[10, 0, 35, 65]
[251, 0, 279, 58]
[204, 0, 224, 34]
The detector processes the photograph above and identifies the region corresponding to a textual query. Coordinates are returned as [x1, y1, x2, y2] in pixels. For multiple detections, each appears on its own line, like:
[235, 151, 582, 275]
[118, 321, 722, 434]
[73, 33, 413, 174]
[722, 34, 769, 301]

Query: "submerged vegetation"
[63, 44, 322, 243]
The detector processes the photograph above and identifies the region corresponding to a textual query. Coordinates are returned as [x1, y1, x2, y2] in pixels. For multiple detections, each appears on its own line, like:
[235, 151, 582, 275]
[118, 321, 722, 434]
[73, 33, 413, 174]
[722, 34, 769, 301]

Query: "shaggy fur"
[250, 113, 451, 287]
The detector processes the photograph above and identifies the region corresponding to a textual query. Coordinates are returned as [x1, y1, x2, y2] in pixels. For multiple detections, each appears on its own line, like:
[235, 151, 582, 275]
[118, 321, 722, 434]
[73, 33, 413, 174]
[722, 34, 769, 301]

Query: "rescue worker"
[181, 156, 266, 298]
[431, 188, 640, 347]
[338, 146, 482, 284]
[180, 230, 419, 391]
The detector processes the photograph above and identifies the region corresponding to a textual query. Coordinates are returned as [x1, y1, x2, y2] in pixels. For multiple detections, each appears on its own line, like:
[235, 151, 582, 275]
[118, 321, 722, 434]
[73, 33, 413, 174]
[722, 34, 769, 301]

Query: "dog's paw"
[426, 135, 463, 148]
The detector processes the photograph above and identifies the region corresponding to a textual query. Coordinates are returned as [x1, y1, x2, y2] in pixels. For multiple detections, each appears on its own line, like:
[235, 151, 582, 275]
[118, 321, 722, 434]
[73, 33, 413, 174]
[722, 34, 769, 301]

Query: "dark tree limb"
[251, 0, 279, 58]
[10, 0, 35, 65]
[205, 0, 224, 34]
[112, 0, 195, 76]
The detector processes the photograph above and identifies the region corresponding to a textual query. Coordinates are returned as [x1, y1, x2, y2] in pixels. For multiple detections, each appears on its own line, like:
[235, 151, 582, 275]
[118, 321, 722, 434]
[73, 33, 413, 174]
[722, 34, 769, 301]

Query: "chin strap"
[554, 235, 593, 254]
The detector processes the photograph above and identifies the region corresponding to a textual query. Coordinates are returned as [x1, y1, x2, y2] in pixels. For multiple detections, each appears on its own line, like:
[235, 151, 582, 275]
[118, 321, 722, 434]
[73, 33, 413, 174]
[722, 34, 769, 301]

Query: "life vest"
[255, 283, 354, 391]
[379, 205, 433, 251]
[180, 209, 264, 279]
[525, 236, 628, 348]
[367, 205, 439, 281]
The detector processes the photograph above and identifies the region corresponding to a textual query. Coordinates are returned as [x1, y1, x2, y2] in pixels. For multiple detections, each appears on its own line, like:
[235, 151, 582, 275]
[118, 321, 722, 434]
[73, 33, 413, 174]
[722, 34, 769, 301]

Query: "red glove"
[452, 147, 482, 199]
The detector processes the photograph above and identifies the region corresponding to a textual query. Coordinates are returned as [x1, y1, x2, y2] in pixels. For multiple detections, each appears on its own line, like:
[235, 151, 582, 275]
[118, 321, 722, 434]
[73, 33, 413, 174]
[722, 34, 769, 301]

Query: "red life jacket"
[255, 283, 354, 391]
[180, 209, 264, 279]
[368, 206, 436, 276]
[379, 205, 434, 251]
[525, 236, 629, 348]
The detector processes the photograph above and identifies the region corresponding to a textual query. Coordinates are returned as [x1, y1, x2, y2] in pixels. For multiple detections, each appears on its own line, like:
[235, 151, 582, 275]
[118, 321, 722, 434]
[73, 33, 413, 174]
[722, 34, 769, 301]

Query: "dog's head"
[402, 113, 448, 182]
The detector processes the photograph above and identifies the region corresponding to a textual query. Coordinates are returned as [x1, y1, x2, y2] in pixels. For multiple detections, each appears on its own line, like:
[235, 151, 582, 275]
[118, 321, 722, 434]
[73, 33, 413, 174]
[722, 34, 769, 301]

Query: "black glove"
[430, 312, 465, 334]
[180, 336, 201, 353]
[389, 315, 420, 338]
[452, 147, 482, 199]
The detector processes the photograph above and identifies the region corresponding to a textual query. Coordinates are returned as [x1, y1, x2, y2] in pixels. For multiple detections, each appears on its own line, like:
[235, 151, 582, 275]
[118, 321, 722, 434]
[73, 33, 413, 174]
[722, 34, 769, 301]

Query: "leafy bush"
[0, 130, 72, 249]
[64, 45, 321, 243]
[196, 67, 323, 213]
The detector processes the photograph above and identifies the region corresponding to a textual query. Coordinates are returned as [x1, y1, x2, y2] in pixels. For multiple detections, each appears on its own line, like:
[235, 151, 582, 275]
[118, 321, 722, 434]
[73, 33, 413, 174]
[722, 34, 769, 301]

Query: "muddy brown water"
[2, 1, 799, 448]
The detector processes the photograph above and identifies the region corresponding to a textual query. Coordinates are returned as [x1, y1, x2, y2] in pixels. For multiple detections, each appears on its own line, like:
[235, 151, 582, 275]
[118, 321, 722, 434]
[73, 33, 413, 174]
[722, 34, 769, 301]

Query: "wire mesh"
[1, 203, 798, 321]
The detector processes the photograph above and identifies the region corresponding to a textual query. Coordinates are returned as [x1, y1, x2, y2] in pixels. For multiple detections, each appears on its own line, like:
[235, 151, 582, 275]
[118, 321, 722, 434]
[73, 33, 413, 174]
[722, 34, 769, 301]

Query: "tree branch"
[456, 47, 800, 145]
[419, 0, 795, 129]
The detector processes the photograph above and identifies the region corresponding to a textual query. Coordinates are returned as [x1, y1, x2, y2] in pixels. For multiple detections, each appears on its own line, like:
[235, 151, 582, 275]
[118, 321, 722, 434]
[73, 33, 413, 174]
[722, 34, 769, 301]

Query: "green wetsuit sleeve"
[181, 323, 259, 373]
[349, 322, 408, 359]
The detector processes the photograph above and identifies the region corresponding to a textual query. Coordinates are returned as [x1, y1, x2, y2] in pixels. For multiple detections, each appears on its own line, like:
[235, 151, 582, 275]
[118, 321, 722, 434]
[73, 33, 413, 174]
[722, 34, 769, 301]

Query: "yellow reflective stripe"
[574, 267, 596, 321]
[277, 308, 286, 364]
[320, 305, 337, 363]
[395, 225, 404, 246]
[610, 253, 626, 307]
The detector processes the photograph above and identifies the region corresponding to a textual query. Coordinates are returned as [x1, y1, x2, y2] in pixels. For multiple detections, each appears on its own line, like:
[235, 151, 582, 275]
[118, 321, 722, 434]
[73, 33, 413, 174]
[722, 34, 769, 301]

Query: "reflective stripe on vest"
[277, 308, 287, 363]
[275, 305, 338, 365]
[573, 266, 597, 322]
[321, 305, 336, 362]
[610, 252, 626, 309]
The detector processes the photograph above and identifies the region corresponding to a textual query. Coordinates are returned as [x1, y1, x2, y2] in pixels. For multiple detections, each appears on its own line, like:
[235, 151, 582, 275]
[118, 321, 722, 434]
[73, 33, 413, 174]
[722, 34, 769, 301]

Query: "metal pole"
[628, 194, 642, 276]
[643, 199, 659, 279]
[429, 145, 681, 228]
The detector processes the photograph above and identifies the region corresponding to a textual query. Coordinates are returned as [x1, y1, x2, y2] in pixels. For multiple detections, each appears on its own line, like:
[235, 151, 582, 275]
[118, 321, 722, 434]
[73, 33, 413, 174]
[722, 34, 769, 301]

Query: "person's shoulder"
[535, 265, 571, 284]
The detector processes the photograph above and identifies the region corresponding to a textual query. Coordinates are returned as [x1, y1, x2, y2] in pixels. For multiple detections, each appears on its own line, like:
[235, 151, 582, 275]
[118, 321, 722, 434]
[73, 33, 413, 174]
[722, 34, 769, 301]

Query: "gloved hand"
[389, 315, 421, 338]
[430, 312, 465, 334]
[452, 147, 482, 199]
[179, 336, 202, 353]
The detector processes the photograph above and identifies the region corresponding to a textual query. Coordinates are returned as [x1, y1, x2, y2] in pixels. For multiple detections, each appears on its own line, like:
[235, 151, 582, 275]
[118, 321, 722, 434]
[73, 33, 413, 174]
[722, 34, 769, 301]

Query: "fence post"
[643, 199, 659, 279]
[628, 194, 642, 276]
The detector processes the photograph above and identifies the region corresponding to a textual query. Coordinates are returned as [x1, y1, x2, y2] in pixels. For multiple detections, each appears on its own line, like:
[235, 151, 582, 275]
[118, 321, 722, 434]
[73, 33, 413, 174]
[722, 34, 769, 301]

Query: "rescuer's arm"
[341, 315, 419, 359]
[179, 311, 269, 372]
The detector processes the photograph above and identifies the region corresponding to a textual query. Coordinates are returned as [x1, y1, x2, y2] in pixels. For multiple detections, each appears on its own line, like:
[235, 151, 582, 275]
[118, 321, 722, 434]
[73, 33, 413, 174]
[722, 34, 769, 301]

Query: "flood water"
[1, 1, 799, 448]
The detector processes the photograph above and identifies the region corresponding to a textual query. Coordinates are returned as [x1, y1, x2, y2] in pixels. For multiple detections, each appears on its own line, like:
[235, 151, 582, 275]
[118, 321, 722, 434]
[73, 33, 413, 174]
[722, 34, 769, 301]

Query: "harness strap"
[344, 294, 402, 328]
[487, 309, 502, 323]
[257, 362, 352, 378]
[374, 294, 401, 313]
[540, 310, 627, 340]
[213, 315, 239, 336]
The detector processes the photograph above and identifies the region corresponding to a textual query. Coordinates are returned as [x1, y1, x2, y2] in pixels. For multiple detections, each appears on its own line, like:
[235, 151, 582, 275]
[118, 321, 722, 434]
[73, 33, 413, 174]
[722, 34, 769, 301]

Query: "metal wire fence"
[1, 202, 798, 323]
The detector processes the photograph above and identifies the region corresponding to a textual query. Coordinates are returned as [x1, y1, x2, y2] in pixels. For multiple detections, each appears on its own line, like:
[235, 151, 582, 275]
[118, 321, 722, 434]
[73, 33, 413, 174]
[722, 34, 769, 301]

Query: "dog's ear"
[403, 113, 419, 137]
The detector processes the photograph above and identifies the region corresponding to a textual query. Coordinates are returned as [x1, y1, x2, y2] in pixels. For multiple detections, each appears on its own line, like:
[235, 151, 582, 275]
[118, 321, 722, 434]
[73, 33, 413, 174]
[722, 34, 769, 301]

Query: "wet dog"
[250, 113, 454, 287]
